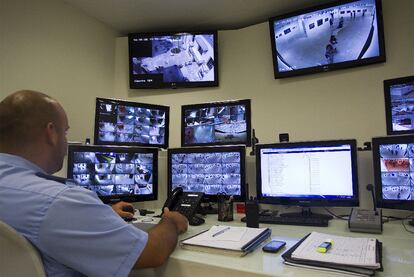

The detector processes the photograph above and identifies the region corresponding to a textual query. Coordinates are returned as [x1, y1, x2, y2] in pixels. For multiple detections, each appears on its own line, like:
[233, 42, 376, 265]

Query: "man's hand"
[111, 201, 134, 218]
[162, 207, 188, 234]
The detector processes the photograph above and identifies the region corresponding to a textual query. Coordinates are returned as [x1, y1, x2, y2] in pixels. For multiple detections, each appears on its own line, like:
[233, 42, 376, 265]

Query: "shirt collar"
[0, 153, 46, 174]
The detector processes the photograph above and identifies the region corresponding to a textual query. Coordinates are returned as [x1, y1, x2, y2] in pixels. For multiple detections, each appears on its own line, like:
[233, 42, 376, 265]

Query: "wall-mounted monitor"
[168, 146, 246, 202]
[269, 0, 385, 79]
[384, 76, 414, 135]
[372, 135, 414, 212]
[181, 99, 251, 147]
[94, 97, 169, 149]
[67, 145, 158, 204]
[128, 31, 218, 89]
[256, 139, 359, 218]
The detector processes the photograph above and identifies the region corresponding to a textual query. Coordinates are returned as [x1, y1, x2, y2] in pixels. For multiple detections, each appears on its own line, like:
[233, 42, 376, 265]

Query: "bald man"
[0, 90, 188, 277]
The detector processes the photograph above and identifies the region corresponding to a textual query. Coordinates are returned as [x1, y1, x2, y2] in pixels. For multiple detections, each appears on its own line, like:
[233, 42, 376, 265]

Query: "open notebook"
[180, 225, 271, 256]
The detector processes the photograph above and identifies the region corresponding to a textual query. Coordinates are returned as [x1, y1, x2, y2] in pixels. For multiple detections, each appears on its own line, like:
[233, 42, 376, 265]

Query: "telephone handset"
[162, 187, 205, 226]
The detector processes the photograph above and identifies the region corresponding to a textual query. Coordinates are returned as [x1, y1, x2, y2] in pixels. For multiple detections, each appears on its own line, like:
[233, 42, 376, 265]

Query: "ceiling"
[63, 0, 335, 35]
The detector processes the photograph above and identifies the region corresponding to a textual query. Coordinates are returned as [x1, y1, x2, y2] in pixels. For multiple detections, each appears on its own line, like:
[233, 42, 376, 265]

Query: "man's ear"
[44, 122, 57, 146]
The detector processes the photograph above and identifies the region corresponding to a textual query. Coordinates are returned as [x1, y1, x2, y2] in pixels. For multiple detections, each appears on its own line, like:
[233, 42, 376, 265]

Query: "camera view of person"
[273, 0, 380, 71]
[0, 90, 188, 276]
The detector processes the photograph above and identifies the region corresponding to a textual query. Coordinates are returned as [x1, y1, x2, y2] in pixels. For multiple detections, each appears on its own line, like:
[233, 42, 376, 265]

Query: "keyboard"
[241, 215, 329, 227]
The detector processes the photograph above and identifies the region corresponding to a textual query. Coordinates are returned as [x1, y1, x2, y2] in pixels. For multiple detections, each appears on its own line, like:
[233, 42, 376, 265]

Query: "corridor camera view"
[379, 143, 414, 200]
[183, 102, 248, 146]
[171, 151, 242, 196]
[271, 0, 381, 73]
[130, 33, 216, 87]
[96, 98, 168, 147]
[71, 151, 155, 197]
[388, 79, 414, 132]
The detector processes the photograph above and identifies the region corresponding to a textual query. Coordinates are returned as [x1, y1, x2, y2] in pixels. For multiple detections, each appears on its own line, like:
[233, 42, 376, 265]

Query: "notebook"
[180, 225, 271, 256]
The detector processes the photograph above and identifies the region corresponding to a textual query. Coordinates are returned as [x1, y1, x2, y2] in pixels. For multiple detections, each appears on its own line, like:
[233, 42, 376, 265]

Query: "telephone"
[162, 187, 205, 226]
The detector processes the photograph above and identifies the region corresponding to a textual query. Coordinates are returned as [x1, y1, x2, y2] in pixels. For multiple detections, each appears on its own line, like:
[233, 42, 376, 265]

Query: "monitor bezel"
[372, 135, 414, 211]
[167, 146, 247, 202]
[128, 31, 219, 89]
[256, 139, 360, 207]
[181, 99, 252, 147]
[268, 0, 386, 79]
[67, 144, 158, 204]
[94, 97, 170, 149]
[384, 75, 414, 135]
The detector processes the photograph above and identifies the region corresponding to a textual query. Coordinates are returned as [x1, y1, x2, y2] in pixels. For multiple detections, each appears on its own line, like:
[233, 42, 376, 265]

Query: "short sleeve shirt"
[0, 153, 148, 277]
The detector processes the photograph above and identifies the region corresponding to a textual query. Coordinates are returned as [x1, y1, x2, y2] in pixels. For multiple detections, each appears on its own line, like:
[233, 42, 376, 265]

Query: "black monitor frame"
[269, 0, 386, 79]
[67, 144, 158, 204]
[372, 135, 414, 211]
[167, 146, 247, 203]
[128, 31, 219, 89]
[384, 75, 414, 135]
[256, 139, 360, 208]
[94, 97, 170, 149]
[181, 99, 251, 147]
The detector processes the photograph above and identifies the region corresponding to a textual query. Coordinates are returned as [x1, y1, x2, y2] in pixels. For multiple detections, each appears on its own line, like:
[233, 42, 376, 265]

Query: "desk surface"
[131, 214, 414, 277]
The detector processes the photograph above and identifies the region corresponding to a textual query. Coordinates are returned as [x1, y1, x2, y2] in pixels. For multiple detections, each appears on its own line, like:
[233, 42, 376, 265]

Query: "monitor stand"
[279, 207, 333, 220]
[198, 203, 218, 215]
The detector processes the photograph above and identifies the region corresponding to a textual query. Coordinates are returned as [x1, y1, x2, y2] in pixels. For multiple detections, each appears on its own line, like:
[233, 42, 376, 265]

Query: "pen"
[212, 226, 231, 237]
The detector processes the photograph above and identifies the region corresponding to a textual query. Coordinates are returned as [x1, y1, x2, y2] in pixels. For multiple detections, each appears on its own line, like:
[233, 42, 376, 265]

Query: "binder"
[282, 232, 383, 276]
[180, 225, 271, 257]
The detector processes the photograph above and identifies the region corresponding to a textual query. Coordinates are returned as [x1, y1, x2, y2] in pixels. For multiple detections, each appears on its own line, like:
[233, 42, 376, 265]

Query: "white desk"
[130, 214, 414, 277]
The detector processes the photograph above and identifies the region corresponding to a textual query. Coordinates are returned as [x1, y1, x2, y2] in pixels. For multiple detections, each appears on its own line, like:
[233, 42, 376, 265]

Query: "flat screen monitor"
[372, 135, 414, 212]
[181, 99, 251, 147]
[269, 0, 385, 79]
[168, 146, 246, 202]
[384, 76, 414, 135]
[256, 139, 359, 217]
[67, 145, 158, 203]
[128, 31, 218, 89]
[94, 97, 169, 149]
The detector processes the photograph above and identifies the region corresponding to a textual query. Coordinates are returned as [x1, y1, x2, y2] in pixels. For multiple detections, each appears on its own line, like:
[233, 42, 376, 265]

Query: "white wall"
[0, 0, 118, 142]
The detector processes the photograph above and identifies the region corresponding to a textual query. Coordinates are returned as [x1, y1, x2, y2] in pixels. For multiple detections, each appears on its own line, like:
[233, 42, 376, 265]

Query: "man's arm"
[134, 208, 188, 268]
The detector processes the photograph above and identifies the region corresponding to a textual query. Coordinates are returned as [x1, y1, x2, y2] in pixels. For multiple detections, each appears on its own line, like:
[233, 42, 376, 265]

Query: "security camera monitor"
[372, 135, 414, 211]
[181, 99, 251, 147]
[94, 97, 169, 148]
[269, 0, 386, 78]
[128, 31, 218, 89]
[168, 146, 246, 202]
[67, 145, 158, 203]
[384, 76, 414, 135]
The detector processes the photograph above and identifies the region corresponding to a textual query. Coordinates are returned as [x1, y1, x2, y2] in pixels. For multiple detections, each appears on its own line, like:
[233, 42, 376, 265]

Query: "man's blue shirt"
[0, 153, 148, 277]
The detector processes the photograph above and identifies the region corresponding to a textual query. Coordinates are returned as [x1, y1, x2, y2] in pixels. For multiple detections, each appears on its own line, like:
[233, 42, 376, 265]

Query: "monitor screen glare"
[70, 150, 155, 198]
[96, 98, 168, 147]
[259, 144, 355, 199]
[183, 100, 250, 146]
[170, 151, 242, 197]
[377, 142, 414, 201]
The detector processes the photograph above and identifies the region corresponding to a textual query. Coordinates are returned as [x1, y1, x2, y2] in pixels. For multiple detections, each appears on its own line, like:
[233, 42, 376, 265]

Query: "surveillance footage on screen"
[97, 101, 166, 145]
[379, 143, 414, 200]
[71, 151, 154, 197]
[171, 152, 242, 196]
[183, 104, 247, 145]
[389, 81, 414, 132]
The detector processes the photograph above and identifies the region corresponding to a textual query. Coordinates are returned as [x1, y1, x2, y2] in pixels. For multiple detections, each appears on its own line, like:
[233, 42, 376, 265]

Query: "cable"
[323, 208, 348, 220]
[402, 213, 414, 234]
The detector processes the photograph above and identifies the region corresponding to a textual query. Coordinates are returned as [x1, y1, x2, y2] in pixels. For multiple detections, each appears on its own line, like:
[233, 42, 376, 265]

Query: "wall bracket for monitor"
[249, 129, 259, 156]
[357, 142, 371, 151]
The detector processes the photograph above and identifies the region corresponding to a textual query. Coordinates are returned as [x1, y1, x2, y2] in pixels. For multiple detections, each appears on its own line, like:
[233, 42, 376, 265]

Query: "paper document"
[291, 232, 380, 268]
[182, 225, 268, 251]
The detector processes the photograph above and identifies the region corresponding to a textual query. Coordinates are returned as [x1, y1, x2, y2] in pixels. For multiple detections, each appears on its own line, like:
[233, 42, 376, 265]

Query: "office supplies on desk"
[180, 225, 271, 256]
[282, 232, 382, 276]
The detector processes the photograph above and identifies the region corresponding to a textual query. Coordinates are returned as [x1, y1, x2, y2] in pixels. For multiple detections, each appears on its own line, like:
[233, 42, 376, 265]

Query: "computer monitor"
[372, 135, 414, 226]
[94, 97, 169, 149]
[181, 99, 251, 147]
[384, 75, 414, 135]
[269, 0, 386, 79]
[168, 146, 246, 203]
[67, 145, 158, 204]
[256, 139, 359, 219]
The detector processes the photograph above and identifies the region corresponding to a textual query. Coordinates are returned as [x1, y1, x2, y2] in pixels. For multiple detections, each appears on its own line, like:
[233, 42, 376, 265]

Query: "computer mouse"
[189, 215, 205, 226]
[122, 205, 134, 214]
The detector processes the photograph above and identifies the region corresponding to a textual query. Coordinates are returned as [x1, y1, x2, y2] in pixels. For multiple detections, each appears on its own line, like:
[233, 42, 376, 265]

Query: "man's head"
[0, 90, 69, 174]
